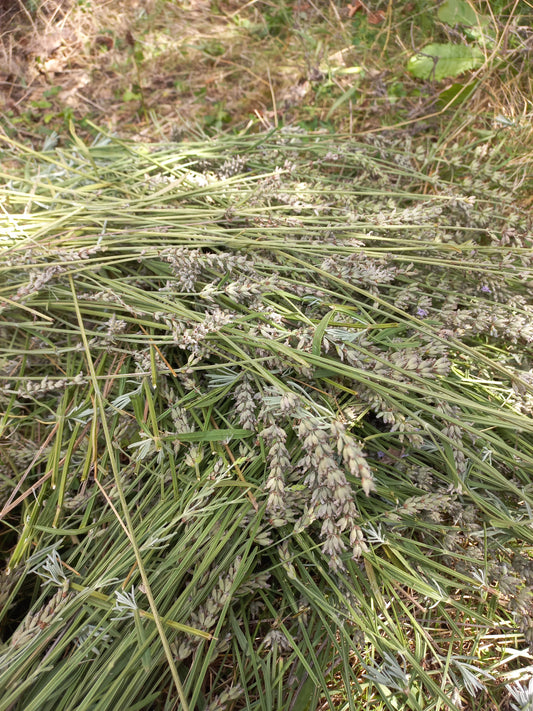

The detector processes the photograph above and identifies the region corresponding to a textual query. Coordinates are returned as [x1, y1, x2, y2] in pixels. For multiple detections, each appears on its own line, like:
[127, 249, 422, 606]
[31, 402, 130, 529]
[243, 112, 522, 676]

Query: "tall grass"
[0, 126, 532, 710]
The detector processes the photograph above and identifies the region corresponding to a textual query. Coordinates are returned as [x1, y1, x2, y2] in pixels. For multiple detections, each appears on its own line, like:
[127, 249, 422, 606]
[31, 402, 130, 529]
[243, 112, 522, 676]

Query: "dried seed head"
[262, 423, 291, 519]
[234, 376, 257, 429]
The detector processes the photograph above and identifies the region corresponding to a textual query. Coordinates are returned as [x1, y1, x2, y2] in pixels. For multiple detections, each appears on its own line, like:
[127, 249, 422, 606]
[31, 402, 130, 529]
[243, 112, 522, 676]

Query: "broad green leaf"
[407, 43, 484, 81]
[437, 81, 477, 109]
[438, 0, 479, 26]
[438, 0, 491, 42]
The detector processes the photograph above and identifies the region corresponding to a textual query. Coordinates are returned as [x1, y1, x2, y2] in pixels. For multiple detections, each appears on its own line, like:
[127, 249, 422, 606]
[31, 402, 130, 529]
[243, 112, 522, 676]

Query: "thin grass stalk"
[67, 274, 190, 711]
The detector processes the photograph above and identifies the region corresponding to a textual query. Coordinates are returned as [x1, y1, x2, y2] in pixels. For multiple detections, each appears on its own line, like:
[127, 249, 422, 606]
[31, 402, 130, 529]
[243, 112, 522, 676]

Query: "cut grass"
[0, 126, 532, 709]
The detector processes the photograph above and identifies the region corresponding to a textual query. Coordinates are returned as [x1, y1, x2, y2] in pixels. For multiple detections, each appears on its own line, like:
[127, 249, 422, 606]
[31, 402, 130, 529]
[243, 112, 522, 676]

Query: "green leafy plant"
[407, 42, 484, 80]
[438, 0, 489, 30]
[407, 0, 492, 81]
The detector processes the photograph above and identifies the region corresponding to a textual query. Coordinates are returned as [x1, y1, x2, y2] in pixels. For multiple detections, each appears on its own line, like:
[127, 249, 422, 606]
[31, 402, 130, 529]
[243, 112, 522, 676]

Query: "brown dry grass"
[0, 0, 348, 138]
[1, 0, 532, 146]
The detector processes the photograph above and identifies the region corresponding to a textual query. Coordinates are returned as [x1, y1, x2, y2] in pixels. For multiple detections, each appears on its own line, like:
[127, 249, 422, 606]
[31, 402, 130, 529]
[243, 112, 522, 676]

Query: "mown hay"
[0, 128, 532, 710]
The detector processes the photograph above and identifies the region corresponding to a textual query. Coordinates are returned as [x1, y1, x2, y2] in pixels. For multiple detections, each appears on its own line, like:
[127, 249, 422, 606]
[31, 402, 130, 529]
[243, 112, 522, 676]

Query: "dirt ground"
[0, 0, 449, 141]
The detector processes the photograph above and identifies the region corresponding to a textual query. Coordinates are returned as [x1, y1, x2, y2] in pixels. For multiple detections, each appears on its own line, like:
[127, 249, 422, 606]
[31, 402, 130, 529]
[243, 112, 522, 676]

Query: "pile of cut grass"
[0, 127, 532, 711]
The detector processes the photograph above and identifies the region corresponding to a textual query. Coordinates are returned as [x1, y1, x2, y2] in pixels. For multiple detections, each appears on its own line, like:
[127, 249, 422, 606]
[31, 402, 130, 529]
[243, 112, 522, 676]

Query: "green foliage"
[0, 127, 531, 710]
[256, 5, 292, 39]
[437, 81, 477, 109]
[203, 103, 231, 131]
[122, 88, 143, 102]
[407, 43, 484, 81]
[406, 0, 501, 82]
[437, 0, 484, 28]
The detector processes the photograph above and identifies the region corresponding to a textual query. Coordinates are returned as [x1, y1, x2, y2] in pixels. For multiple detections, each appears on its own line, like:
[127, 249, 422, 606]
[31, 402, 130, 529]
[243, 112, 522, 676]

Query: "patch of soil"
[0, 0, 401, 141]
